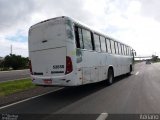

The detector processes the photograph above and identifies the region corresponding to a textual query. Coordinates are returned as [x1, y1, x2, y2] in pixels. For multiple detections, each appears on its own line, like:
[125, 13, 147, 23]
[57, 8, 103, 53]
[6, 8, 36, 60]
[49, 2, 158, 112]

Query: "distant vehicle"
[28, 16, 135, 86]
[146, 60, 151, 64]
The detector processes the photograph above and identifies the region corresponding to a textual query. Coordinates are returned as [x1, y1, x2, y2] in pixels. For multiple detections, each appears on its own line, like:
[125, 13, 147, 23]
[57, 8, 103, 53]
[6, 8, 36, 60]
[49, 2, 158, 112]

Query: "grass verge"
[0, 79, 36, 97]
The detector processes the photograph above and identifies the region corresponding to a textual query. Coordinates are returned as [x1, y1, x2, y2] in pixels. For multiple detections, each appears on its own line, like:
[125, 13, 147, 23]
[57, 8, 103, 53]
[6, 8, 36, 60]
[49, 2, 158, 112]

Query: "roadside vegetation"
[0, 78, 35, 97]
[134, 54, 160, 63]
[151, 55, 160, 63]
[0, 54, 29, 71]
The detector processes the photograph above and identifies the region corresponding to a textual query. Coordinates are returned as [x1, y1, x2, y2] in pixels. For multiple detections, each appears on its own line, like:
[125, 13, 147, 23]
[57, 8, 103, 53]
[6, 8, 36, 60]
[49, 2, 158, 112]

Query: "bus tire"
[107, 68, 114, 85]
[128, 65, 132, 75]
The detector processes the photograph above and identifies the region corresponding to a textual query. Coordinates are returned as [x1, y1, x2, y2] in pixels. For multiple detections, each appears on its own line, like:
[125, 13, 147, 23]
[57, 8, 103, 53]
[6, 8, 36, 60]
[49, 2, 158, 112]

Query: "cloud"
[141, 0, 160, 22]
[0, 0, 37, 57]
[0, 0, 36, 33]
[0, 0, 160, 57]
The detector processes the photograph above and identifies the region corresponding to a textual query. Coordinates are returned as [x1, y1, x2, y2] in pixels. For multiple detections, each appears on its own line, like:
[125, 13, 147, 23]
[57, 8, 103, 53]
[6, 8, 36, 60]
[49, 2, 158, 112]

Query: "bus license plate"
[43, 79, 52, 85]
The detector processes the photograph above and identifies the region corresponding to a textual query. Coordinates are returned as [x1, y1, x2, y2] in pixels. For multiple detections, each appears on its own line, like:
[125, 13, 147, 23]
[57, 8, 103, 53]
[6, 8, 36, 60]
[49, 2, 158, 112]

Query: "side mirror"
[134, 52, 136, 56]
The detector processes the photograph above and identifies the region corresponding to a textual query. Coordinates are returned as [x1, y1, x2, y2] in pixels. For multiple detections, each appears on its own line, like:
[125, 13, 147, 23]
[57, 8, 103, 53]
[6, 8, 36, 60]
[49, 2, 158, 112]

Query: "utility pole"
[10, 45, 12, 55]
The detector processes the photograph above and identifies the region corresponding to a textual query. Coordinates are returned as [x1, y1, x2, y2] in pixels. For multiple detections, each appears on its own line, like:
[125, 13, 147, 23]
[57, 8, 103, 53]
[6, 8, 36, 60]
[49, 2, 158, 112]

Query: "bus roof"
[30, 16, 133, 50]
[69, 17, 132, 49]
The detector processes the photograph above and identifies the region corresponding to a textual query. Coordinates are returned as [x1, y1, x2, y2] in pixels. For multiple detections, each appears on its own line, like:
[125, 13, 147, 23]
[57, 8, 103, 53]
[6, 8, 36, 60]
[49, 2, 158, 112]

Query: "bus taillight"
[29, 60, 33, 75]
[65, 56, 73, 74]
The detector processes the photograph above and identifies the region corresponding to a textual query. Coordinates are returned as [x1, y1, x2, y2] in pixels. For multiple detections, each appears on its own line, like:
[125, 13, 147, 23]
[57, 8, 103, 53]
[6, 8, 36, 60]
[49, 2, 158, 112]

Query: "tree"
[0, 60, 3, 69]
[3, 54, 29, 70]
[152, 55, 158, 62]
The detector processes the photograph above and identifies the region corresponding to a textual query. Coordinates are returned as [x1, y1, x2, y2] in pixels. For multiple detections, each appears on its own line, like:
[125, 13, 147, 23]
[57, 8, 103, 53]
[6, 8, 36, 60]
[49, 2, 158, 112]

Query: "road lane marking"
[0, 87, 63, 110]
[0, 77, 31, 83]
[96, 113, 108, 120]
[0, 69, 29, 73]
[135, 72, 139, 75]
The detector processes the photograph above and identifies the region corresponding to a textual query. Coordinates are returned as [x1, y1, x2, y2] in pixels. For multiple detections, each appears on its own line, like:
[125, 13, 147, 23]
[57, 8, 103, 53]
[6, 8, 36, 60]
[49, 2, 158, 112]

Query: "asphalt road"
[0, 69, 30, 82]
[1, 62, 160, 120]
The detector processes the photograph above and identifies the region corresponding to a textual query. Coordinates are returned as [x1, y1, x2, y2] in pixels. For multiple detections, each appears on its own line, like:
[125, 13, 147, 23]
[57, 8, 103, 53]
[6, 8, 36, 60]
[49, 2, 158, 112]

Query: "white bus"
[28, 16, 135, 86]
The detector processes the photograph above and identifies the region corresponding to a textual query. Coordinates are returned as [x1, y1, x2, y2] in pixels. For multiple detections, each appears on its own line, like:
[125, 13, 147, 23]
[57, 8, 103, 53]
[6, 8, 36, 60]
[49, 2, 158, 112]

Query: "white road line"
[0, 87, 63, 110]
[96, 113, 108, 120]
[0, 69, 29, 73]
[135, 72, 139, 75]
[0, 77, 31, 83]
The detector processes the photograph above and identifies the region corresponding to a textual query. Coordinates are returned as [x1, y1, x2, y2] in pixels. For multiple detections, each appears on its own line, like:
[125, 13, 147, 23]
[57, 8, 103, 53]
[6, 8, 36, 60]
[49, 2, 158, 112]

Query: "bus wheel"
[128, 65, 132, 75]
[107, 68, 114, 85]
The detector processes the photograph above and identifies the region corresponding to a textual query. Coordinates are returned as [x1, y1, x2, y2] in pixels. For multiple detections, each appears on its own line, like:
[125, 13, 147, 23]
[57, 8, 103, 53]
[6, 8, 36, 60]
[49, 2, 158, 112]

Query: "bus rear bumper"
[30, 74, 77, 86]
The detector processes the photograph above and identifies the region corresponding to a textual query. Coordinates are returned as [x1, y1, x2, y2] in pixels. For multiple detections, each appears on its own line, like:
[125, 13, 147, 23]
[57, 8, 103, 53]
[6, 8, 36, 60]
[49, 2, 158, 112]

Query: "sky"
[0, 0, 160, 57]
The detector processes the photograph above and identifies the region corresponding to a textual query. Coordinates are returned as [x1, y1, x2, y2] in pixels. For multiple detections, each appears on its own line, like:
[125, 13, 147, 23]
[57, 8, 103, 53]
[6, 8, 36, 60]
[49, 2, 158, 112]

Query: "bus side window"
[78, 28, 84, 49]
[91, 32, 95, 50]
[124, 45, 126, 55]
[114, 42, 117, 54]
[105, 38, 108, 53]
[114, 41, 117, 54]
[127, 47, 129, 56]
[106, 38, 111, 53]
[123, 45, 126, 55]
[121, 44, 124, 55]
[74, 26, 80, 48]
[82, 29, 93, 50]
[123, 45, 125, 55]
[93, 34, 101, 52]
[129, 48, 131, 56]
[74, 26, 84, 49]
[118, 42, 121, 55]
[110, 40, 115, 54]
[115, 41, 119, 54]
[126, 47, 128, 55]
[100, 36, 106, 52]
[124, 45, 127, 55]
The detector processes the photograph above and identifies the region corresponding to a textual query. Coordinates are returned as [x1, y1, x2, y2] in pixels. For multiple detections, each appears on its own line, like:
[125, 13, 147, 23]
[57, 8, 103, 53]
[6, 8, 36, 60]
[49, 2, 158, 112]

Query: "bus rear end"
[28, 17, 77, 86]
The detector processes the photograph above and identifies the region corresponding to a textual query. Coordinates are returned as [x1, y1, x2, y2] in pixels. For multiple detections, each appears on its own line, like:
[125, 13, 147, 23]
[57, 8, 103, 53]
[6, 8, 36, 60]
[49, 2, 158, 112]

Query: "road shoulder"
[0, 86, 60, 107]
